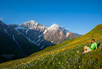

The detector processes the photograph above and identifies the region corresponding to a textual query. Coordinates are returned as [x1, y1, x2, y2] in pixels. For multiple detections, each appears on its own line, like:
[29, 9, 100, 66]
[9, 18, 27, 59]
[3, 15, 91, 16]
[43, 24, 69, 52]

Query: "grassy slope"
[0, 24, 102, 69]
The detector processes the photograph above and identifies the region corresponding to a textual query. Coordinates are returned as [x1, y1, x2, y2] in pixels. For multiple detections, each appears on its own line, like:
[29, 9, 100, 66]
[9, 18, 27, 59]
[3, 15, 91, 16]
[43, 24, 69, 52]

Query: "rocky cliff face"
[43, 24, 78, 44]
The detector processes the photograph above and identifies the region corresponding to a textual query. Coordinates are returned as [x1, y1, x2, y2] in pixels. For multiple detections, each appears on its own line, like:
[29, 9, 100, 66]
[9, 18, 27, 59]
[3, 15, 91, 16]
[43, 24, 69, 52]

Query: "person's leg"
[83, 46, 91, 53]
[86, 47, 91, 53]
[84, 46, 88, 53]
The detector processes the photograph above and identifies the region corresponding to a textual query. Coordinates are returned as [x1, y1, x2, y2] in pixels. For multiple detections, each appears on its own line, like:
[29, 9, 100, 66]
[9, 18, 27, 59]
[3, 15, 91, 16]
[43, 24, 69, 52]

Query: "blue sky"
[0, 0, 102, 34]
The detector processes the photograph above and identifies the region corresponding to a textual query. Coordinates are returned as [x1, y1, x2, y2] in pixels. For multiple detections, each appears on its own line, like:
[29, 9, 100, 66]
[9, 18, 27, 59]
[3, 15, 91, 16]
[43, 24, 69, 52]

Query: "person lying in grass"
[84, 39, 97, 53]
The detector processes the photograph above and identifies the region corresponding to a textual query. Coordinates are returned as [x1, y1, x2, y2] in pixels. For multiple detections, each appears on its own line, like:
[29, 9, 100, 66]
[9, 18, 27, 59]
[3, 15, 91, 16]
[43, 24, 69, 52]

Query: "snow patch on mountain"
[26, 29, 29, 35]
[47, 24, 60, 30]
[43, 29, 47, 34]
[15, 26, 27, 30]
[24, 20, 38, 26]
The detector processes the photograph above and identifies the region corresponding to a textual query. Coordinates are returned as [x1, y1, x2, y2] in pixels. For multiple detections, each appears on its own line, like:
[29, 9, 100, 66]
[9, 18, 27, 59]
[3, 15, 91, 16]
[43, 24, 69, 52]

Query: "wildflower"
[77, 50, 80, 53]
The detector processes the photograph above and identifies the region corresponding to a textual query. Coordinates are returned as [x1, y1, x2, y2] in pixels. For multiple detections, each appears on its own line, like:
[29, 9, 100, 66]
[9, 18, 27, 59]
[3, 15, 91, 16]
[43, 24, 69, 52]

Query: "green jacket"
[90, 42, 97, 50]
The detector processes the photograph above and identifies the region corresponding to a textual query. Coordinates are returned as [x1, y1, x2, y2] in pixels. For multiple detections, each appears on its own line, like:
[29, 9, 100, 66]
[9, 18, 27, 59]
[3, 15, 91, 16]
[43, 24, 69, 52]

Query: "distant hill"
[0, 24, 102, 69]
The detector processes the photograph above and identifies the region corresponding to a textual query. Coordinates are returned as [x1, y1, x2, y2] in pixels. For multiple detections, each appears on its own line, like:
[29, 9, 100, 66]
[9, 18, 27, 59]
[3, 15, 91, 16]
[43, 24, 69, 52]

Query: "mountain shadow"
[0, 21, 41, 63]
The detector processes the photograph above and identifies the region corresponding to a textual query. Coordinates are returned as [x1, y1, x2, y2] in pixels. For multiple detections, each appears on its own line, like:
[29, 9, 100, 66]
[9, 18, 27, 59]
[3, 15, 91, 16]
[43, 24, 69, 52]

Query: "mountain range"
[0, 20, 80, 63]
[9, 20, 80, 49]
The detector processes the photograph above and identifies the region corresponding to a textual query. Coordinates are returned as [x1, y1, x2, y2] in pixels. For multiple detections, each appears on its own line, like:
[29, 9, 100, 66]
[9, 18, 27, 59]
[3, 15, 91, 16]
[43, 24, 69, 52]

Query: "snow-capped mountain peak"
[24, 20, 38, 26]
[50, 24, 59, 27]
[48, 24, 60, 30]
